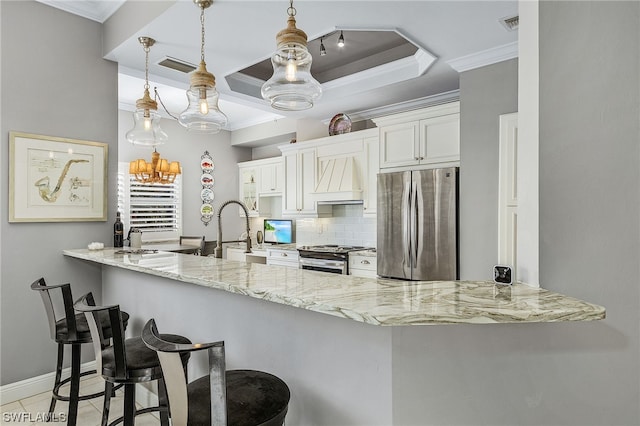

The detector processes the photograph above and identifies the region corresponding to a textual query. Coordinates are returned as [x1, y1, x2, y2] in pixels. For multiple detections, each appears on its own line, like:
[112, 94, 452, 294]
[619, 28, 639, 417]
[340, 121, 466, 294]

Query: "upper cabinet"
[237, 157, 283, 217]
[374, 102, 460, 169]
[282, 147, 328, 217]
[279, 129, 378, 218]
[362, 135, 379, 217]
[259, 161, 284, 195]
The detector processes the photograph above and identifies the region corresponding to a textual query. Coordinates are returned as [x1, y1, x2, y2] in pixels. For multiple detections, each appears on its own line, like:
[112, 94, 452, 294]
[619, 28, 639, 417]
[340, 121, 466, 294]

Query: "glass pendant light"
[126, 37, 168, 146]
[178, 0, 228, 133]
[261, 0, 322, 111]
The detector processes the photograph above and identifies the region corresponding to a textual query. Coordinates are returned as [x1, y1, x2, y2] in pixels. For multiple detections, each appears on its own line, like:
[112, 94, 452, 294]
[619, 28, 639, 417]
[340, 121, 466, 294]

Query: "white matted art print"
[9, 131, 107, 222]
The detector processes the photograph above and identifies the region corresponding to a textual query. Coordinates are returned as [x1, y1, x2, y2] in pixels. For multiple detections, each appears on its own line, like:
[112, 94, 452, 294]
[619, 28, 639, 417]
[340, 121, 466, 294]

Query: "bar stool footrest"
[52, 370, 123, 402]
[107, 406, 169, 426]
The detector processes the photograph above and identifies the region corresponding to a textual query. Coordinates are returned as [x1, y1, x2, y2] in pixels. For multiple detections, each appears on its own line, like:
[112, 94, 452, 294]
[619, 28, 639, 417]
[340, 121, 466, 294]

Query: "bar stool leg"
[123, 384, 136, 426]
[67, 343, 81, 426]
[158, 378, 169, 426]
[101, 381, 113, 426]
[48, 343, 64, 415]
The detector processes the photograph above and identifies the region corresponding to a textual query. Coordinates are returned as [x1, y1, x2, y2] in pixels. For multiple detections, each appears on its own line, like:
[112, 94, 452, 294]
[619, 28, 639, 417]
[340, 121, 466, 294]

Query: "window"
[118, 162, 182, 242]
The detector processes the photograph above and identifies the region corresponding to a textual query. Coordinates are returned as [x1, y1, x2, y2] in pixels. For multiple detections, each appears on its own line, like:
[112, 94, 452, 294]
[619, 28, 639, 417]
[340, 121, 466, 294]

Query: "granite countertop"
[350, 249, 376, 258]
[63, 248, 605, 326]
[226, 243, 298, 252]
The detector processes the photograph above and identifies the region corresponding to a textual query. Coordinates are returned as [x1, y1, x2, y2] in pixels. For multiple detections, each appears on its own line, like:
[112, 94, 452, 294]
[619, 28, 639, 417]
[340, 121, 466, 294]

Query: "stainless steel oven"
[298, 245, 373, 275]
[299, 257, 347, 274]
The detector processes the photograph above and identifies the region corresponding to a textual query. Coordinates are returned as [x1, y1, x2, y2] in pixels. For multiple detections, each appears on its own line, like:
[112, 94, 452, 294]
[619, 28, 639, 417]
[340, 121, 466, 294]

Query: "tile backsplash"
[249, 205, 377, 248]
[296, 205, 376, 247]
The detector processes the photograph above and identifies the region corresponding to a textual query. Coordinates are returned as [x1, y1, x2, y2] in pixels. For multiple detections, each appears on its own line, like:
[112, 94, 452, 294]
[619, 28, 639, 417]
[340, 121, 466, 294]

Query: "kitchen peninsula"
[64, 248, 605, 424]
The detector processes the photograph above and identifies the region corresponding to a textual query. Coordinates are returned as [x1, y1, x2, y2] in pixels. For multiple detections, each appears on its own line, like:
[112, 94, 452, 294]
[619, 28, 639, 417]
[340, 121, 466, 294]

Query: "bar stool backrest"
[142, 319, 226, 426]
[30, 277, 79, 342]
[74, 294, 128, 380]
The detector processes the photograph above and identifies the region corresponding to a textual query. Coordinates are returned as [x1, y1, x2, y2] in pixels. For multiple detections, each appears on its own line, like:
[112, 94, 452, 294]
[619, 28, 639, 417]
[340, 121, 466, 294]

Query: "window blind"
[118, 162, 182, 242]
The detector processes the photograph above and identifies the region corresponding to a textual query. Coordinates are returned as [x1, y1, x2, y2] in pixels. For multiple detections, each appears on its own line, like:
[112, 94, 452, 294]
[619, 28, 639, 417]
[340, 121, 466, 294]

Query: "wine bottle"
[114, 212, 124, 248]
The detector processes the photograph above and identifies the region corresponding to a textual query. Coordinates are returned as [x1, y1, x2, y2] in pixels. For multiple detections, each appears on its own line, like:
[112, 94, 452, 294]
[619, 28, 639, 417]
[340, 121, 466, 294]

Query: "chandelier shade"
[178, 0, 228, 133]
[129, 149, 181, 184]
[261, 2, 322, 111]
[126, 37, 168, 146]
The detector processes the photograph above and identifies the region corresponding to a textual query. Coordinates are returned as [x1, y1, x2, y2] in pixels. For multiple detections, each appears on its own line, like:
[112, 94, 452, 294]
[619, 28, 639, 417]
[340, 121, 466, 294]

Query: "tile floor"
[1, 373, 160, 425]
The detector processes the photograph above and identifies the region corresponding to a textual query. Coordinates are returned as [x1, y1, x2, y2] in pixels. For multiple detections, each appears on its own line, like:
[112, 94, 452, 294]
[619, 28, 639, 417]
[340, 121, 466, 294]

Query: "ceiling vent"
[500, 15, 519, 32]
[157, 57, 197, 74]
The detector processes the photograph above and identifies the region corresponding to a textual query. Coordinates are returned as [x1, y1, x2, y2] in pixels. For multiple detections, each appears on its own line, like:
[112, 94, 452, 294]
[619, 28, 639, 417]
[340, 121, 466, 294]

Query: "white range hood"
[312, 156, 363, 203]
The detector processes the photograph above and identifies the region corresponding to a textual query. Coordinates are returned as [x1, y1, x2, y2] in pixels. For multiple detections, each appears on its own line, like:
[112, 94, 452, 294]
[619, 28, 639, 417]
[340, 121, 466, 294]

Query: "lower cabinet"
[266, 248, 299, 268]
[227, 247, 267, 264]
[349, 254, 377, 278]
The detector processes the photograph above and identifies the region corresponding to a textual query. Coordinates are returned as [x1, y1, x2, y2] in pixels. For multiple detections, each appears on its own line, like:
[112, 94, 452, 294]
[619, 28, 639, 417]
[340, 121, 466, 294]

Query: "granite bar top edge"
[63, 248, 606, 327]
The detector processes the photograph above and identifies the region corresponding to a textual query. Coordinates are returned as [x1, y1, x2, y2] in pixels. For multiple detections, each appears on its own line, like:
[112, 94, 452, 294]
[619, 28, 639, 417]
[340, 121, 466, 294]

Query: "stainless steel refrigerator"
[377, 167, 458, 280]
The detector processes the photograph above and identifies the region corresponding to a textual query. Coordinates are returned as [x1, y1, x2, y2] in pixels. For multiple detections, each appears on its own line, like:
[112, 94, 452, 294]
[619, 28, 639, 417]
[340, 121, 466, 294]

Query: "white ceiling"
[37, 0, 519, 132]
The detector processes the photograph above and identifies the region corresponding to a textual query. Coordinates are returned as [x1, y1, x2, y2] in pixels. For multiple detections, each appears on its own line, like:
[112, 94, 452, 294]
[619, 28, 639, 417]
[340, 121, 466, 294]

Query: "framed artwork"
[9, 131, 108, 222]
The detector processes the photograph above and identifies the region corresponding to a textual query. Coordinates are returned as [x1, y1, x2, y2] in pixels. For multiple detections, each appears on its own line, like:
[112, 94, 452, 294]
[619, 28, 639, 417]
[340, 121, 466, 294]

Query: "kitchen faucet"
[214, 200, 252, 258]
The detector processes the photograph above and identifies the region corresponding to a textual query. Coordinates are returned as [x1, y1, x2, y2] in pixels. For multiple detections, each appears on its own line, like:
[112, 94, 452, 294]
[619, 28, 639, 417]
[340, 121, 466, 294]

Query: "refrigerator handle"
[402, 179, 412, 265]
[413, 184, 419, 266]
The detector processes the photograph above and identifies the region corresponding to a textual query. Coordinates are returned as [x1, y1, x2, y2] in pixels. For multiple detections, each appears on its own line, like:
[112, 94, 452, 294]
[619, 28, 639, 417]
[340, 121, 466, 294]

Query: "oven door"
[299, 257, 347, 274]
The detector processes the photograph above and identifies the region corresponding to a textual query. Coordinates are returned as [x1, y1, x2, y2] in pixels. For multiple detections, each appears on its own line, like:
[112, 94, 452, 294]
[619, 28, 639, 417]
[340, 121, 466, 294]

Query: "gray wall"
[393, 3, 639, 425]
[459, 59, 518, 280]
[1, 1, 118, 384]
[118, 110, 251, 241]
[539, 0, 639, 421]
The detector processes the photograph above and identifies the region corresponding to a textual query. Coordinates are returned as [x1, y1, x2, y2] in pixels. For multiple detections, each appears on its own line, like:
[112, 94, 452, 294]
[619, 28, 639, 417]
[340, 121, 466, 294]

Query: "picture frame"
[9, 131, 108, 222]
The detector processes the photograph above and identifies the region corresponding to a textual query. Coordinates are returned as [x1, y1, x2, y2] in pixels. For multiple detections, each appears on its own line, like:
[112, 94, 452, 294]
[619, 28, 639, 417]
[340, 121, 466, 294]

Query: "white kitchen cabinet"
[226, 247, 267, 264]
[259, 160, 284, 195]
[374, 102, 460, 169]
[266, 247, 299, 268]
[349, 253, 377, 278]
[237, 157, 283, 217]
[362, 135, 379, 216]
[282, 148, 331, 218]
[238, 166, 259, 217]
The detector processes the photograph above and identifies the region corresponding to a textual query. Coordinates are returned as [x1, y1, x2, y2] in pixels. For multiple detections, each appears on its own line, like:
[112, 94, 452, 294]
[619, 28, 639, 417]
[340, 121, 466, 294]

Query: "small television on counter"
[263, 219, 294, 244]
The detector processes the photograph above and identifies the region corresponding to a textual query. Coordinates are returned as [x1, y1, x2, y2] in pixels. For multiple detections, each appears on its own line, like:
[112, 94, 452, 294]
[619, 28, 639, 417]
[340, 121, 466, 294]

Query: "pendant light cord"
[287, 0, 296, 17]
[154, 87, 180, 121]
[200, 6, 206, 62]
[144, 44, 150, 91]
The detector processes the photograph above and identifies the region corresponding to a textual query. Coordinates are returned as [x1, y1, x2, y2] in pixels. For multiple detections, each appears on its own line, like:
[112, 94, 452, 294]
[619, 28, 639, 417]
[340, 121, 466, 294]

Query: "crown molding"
[447, 41, 518, 73]
[345, 90, 460, 123]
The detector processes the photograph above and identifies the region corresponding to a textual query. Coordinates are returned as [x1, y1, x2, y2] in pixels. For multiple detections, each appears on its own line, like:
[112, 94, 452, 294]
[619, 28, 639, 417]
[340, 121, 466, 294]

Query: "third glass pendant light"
[261, 0, 322, 111]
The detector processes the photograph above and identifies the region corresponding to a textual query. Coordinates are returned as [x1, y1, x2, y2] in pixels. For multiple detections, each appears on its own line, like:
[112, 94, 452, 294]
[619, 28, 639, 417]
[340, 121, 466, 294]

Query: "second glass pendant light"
[178, 0, 227, 133]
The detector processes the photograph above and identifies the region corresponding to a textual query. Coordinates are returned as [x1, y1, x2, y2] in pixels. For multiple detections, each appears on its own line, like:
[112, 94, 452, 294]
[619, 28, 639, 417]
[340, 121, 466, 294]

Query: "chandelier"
[178, 0, 228, 133]
[129, 149, 181, 184]
[261, 0, 322, 111]
[125, 37, 168, 146]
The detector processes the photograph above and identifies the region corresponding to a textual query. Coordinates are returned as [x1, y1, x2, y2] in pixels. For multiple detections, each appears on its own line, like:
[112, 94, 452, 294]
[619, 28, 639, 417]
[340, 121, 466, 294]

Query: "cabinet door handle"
[281, 253, 288, 257]
[361, 260, 370, 265]
[420, 156, 424, 160]
[415, 157, 419, 160]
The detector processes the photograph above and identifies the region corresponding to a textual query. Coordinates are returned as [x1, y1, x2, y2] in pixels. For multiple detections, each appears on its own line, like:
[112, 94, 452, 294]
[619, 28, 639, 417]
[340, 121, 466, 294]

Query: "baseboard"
[0, 361, 96, 405]
[0, 362, 159, 410]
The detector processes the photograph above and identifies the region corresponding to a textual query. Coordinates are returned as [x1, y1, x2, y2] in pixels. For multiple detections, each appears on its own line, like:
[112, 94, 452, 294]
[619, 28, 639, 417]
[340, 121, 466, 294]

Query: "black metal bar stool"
[75, 295, 191, 426]
[142, 318, 290, 426]
[30, 278, 129, 426]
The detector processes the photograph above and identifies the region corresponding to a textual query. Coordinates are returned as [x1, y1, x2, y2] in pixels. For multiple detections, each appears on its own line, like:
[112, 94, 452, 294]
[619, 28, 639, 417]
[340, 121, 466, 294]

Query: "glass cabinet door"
[241, 168, 257, 214]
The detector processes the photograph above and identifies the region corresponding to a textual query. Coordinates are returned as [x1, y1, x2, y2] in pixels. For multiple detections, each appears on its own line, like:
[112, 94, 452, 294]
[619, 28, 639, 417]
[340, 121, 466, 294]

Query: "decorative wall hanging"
[9, 131, 107, 222]
[200, 151, 214, 225]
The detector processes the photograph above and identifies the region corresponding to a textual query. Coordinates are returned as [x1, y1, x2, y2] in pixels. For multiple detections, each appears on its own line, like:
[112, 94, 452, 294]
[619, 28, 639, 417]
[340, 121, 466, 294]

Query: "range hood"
[312, 157, 363, 203]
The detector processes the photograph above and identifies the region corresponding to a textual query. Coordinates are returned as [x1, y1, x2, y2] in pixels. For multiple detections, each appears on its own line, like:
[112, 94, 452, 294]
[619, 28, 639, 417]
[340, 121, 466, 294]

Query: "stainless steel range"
[298, 245, 374, 274]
